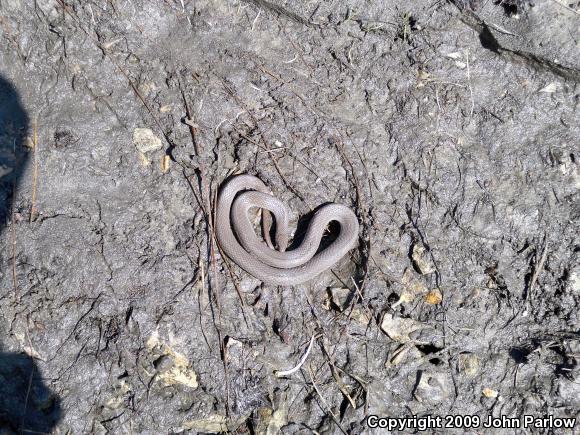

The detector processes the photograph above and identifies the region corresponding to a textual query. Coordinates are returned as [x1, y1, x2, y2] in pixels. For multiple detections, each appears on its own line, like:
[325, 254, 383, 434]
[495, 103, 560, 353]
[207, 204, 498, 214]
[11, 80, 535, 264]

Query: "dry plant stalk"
[30, 117, 39, 223]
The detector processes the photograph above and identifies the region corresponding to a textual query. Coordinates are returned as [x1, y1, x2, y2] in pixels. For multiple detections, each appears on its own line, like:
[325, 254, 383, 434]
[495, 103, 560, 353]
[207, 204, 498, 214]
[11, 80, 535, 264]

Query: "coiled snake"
[215, 174, 359, 285]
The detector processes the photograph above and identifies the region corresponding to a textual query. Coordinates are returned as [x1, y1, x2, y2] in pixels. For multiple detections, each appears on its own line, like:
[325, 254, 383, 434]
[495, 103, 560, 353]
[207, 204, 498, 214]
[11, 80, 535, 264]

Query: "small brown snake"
[215, 174, 359, 285]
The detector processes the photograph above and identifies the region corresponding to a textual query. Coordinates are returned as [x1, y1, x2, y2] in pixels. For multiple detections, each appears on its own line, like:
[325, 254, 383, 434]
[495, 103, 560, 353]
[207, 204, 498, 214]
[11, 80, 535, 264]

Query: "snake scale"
[215, 174, 359, 285]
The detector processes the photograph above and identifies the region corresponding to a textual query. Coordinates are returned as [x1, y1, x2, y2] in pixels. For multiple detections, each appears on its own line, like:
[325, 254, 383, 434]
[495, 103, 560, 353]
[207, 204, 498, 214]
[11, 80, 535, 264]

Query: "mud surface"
[0, 0, 579, 433]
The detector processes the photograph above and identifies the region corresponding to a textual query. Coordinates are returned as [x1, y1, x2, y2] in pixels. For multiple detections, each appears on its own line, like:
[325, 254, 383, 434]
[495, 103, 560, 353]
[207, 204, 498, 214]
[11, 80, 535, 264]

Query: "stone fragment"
[161, 154, 170, 173]
[328, 287, 352, 311]
[255, 405, 288, 435]
[133, 127, 162, 153]
[458, 353, 479, 377]
[387, 343, 422, 366]
[539, 82, 561, 93]
[351, 308, 371, 325]
[413, 371, 450, 403]
[146, 331, 198, 389]
[483, 387, 499, 398]
[381, 313, 425, 343]
[182, 415, 228, 433]
[395, 268, 428, 306]
[411, 243, 435, 275]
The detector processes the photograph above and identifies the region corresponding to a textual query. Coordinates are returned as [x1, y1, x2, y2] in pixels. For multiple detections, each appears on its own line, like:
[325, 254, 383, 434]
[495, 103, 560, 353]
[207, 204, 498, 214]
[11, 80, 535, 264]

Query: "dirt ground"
[0, 0, 579, 433]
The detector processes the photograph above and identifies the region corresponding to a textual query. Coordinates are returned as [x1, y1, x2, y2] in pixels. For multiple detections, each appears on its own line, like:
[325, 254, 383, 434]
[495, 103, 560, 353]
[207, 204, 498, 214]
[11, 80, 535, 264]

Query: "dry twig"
[275, 334, 316, 377]
[307, 365, 348, 435]
[29, 117, 39, 223]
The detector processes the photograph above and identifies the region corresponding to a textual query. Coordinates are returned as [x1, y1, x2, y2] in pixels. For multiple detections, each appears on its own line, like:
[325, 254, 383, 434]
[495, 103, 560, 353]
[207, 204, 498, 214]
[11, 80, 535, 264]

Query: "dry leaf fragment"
[483, 387, 499, 398]
[425, 288, 443, 305]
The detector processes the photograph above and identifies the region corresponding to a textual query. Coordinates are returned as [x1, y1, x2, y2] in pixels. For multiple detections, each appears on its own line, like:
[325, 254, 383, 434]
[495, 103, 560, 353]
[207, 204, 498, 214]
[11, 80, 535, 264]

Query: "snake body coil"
[215, 174, 359, 285]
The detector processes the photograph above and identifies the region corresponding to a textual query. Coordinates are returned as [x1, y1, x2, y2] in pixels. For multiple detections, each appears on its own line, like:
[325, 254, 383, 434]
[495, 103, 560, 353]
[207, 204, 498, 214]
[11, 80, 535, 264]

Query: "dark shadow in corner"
[0, 76, 62, 433]
[0, 76, 29, 222]
[0, 351, 62, 433]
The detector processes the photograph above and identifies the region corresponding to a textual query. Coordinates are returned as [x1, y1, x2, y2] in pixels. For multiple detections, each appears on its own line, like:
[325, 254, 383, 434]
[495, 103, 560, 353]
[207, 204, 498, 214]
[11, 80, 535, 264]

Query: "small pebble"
[133, 127, 163, 153]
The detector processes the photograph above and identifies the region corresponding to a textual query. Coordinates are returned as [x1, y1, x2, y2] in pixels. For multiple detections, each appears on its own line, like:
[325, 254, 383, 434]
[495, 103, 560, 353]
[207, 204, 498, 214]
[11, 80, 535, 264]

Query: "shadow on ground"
[0, 351, 62, 434]
[0, 76, 61, 433]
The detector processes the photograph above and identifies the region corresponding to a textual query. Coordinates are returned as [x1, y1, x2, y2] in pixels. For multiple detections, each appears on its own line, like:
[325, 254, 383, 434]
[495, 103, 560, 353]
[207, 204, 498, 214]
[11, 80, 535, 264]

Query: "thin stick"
[213, 242, 249, 328]
[275, 335, 315, 377]
[307, 366, 348, 435]
[219, 77, 305, 201]
[527, 236, 549, 303]
[486, 21, 518, 36]
[30, 117, 38, 223]
[21, 313, 37, 431]
[20, 361, 35, 431]
[320, 341, 357, 409]
[466, 49, 474, 117]
[179, 79, 231, 417]
[198, 257, 212, 351]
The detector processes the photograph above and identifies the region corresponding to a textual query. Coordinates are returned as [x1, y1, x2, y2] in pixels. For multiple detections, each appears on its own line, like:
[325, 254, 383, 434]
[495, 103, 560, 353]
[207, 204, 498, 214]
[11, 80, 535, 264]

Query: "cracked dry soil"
[0, 0, 579, 433]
